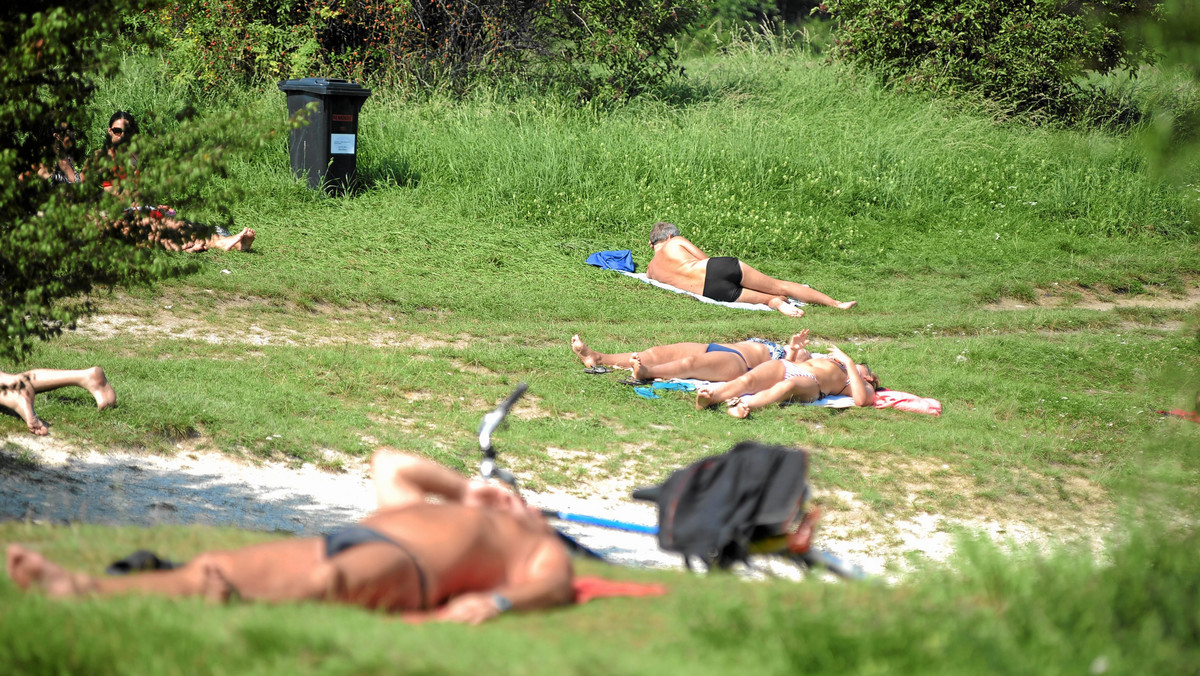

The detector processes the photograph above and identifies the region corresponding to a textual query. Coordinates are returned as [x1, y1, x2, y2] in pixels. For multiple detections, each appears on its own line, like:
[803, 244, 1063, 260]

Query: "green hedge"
[822, 0, 1161, 122]
[135, 0, 701, 99]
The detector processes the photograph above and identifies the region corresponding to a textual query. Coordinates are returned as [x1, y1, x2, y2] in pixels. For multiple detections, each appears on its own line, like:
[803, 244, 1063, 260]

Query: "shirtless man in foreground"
[6, 450, 574, 624]
[644, 222, 856, 318]
[0, 367, 116, 435]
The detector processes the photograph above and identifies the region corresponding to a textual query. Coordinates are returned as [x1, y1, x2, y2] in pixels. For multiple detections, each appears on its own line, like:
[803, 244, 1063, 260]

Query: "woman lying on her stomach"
[695, 339, 879, 418]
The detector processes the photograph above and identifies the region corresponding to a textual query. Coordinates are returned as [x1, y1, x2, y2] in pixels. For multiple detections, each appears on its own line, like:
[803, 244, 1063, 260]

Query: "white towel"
[615, 271, 804, 312]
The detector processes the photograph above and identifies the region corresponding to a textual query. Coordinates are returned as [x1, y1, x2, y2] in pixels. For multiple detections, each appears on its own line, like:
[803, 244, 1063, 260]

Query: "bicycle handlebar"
[478, 383, 527, 486]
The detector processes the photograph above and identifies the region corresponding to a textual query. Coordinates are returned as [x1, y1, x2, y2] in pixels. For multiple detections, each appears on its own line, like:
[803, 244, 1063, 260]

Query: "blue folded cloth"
[586, 250, 636, 273]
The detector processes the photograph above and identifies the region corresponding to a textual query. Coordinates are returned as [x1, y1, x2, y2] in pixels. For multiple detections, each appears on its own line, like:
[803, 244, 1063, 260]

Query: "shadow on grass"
[0, 447, 368, 535]
[358, 155, 420, 191]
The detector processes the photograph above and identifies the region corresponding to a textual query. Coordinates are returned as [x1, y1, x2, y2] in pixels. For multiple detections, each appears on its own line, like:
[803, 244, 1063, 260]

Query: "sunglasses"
[110, 126, 126, 135]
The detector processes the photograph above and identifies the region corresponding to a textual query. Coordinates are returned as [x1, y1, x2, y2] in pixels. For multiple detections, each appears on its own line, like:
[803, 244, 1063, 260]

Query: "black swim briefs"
[702, 256, 744, 303]
[324, 524, 429, 609]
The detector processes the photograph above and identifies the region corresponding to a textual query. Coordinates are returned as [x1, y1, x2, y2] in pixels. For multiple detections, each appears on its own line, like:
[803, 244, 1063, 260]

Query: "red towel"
[573, 576, 668, 604]
[873, 389, 942, 416]
[1159, 409, 1200, 424]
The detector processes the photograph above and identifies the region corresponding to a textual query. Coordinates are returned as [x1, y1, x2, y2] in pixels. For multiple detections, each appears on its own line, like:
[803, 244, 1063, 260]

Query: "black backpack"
[632, 441, 810, 570]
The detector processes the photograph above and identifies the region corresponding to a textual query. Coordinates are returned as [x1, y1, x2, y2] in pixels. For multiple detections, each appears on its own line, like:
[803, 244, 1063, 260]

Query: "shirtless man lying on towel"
[644, 221, 856, 317]
[6, 450, 573, 625]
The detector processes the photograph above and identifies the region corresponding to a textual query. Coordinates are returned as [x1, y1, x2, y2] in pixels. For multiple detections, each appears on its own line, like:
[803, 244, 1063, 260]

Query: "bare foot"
[696, 387, 718, 410]
[5, 379, 48, 435]
[570, 334, 600, 368]
[214, 228, 255, 252]
[726, 397, 751, 419]
[5, 544, 92, 596]
[836, 301, 857, 310]
[770, 298, 805, 318]
[201, 562, 233, 603]
[629, 353, 648, 381]
[237, 228, 255, 252]
[84, 367, 116, 410]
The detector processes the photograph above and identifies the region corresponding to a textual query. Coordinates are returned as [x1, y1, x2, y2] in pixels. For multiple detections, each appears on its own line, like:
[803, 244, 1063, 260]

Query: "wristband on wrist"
[492, 593, 513, 614]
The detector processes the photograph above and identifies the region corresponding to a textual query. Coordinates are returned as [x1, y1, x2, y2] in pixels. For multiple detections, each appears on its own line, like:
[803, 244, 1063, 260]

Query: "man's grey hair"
[649, 221, 680, 245]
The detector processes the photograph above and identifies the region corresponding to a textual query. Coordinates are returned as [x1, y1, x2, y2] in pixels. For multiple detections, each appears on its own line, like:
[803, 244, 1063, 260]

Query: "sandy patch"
[0, 432, 1111, 583]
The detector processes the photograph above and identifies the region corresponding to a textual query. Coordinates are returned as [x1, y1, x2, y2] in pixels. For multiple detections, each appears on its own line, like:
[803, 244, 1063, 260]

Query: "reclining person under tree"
[6, 450, 574, 624]
[645, 221, 856, 317]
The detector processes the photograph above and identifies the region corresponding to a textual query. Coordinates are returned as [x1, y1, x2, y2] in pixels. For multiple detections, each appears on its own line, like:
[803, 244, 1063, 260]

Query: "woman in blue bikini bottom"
[696, 343, 880, 418]
[571, 333, 805, 383]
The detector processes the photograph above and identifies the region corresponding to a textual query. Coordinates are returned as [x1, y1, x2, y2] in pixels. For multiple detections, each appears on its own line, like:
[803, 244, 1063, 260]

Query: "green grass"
[3, 42, 1200, 673]
[2, 521, 1198, 674]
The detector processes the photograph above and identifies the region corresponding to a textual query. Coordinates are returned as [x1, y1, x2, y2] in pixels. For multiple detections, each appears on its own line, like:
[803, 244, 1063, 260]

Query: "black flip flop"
[583, 366, 613, 375]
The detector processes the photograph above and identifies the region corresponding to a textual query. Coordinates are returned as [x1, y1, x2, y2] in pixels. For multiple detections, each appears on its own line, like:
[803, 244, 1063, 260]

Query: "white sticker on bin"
[330, 133, 356, 154]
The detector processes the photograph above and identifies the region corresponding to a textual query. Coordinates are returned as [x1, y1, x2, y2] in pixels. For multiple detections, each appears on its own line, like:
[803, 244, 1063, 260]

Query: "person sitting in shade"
[645, 221, 856, 318]
[103, 110, 255, 253]
[6, 450, 574, 625]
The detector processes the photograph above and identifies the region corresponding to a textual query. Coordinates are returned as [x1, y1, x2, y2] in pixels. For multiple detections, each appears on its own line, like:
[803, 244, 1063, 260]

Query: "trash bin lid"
[278, 77, 372, 98]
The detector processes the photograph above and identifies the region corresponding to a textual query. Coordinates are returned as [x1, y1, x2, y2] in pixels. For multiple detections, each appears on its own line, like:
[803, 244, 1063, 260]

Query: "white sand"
[0, 434, 1098, 581]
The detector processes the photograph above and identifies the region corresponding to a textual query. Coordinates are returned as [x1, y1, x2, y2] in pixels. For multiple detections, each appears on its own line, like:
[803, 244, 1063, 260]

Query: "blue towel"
[586, 250, 636, 273]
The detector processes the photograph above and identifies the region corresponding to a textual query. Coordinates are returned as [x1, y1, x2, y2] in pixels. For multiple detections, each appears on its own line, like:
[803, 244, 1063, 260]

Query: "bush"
[821, 0, 1161, 122]
[1, 0, 282, 361]
[144, 0, 702, 100]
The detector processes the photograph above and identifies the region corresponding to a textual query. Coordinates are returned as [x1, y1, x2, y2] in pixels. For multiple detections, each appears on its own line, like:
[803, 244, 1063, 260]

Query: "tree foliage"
[821, 0, 1161, 121]
[143, 0, 701, 99]
[1, 1, 276, 361]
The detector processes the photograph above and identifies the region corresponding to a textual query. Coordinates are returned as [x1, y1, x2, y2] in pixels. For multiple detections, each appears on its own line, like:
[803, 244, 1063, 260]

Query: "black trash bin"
[278, 77, 372, 195]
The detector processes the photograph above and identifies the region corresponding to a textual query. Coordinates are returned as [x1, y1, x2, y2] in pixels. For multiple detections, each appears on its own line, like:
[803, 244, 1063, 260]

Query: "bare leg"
[24, 367, 116, 410]
[732, 379, 813, 414]
[7, 538, 422, 612]
[0, 374, 47, 435]
[696, 361, 788, 409]
[571, 336, 707, 370]
[632, 352, 749, 382]
[571, 334, 632, 368]
[738, 262, 856, 309]
[737, 289, 806, 318]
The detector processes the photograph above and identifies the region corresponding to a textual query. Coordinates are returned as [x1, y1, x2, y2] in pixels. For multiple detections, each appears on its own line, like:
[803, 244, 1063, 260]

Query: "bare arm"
[371, 449, 521, 511]
[828, 345, 876, 407]
[436, 537, 574, 624]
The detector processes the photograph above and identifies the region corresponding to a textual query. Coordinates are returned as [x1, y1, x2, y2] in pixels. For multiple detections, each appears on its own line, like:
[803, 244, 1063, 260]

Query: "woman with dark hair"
[36, 123, 84, 185]
[102, 110, 256, 252]
[696, 344, 879, 418]
[105, 110, 139, 151]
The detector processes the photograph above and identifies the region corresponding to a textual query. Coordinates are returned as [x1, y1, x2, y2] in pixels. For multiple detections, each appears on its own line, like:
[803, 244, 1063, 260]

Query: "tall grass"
[2, 37, 1198, 674]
